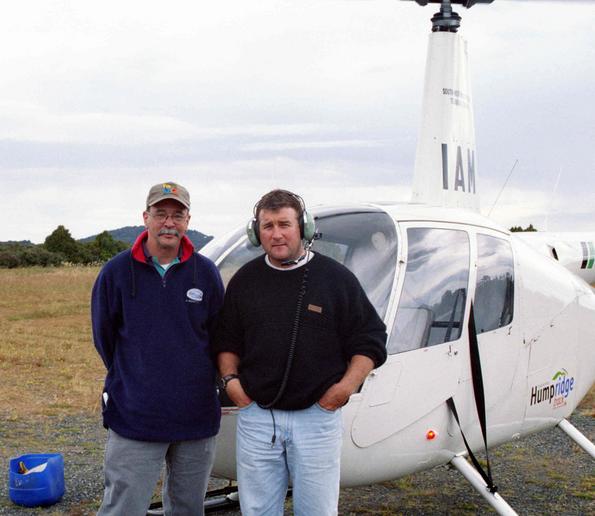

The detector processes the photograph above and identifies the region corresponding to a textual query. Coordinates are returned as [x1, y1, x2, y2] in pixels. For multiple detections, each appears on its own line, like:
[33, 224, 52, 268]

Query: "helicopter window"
[217, 237, 264, 287]
[214, 210, 398, 319]
[474, 234, 514, 333]
[200, 226, 247, 264]
[388, 227, 469, 354]
[313, 212, 398, 319]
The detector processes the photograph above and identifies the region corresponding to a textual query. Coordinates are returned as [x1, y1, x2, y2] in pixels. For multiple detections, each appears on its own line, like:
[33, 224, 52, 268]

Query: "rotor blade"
[401, 0, 595, 5]
[400, 1, 494, 7]
[501, 0, 595, 3]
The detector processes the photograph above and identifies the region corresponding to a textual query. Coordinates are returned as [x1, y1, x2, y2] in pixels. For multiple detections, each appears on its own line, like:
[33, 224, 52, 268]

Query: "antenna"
[487, 159, 519, 217]
[544, 167, 562, 231]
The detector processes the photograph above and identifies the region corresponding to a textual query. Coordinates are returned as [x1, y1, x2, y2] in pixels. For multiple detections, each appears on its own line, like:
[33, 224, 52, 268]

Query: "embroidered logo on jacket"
[186, 288, 203, 303]
[308, 304, 323, 314]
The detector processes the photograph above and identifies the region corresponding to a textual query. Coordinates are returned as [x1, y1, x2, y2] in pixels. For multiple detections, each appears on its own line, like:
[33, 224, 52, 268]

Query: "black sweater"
[213, 253, 387, 410]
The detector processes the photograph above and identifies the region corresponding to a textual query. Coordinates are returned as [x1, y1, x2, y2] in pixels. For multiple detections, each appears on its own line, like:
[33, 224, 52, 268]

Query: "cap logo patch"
[163, 183, 178, 196]
[186, 288, 203, 303]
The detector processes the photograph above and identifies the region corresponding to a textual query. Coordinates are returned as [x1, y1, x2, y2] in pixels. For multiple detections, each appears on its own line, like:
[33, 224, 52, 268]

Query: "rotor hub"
[431, 1, 461, 33]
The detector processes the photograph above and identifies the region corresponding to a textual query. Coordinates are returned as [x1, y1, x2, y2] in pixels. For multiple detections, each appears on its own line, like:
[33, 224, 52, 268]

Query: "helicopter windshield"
[205, 208, 398, 319]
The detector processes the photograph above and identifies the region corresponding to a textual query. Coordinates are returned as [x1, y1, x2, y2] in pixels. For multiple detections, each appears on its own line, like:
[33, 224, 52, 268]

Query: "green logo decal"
[530, 369, 575, 409]
[552, 368, 568, 381]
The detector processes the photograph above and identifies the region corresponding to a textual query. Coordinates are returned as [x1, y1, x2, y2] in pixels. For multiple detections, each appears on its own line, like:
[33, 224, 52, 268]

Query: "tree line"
[509, 224, 537, 232]
[0, 226, 128, 268]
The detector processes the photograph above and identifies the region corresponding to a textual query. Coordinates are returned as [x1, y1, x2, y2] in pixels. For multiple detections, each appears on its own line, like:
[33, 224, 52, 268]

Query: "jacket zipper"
[161, 261, 181, 288]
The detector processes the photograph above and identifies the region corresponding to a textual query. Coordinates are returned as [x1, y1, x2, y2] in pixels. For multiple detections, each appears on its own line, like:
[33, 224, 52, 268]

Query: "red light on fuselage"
[426, 430, 437, 440]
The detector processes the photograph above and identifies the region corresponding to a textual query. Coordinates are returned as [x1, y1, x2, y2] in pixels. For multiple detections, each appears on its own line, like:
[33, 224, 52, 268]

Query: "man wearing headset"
[213, 189, 387, 515]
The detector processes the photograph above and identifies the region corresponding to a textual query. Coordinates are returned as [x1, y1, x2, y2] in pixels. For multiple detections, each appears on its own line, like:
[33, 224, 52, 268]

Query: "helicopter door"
[467, 232, 524, 439]
[352, 225, 470, 448]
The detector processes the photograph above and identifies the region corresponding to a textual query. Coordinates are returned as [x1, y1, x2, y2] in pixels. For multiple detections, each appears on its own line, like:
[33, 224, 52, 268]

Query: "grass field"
[0, 266, 593, 515]
[0, 267, 104, 418]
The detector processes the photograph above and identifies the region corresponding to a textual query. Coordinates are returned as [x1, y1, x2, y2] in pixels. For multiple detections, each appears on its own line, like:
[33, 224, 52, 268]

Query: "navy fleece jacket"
[91, 231, 224, 442]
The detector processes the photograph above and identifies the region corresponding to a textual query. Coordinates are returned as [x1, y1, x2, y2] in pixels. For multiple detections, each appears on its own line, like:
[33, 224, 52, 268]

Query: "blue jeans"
[236, 403, 343, 516]
[98, 430, 216, 516]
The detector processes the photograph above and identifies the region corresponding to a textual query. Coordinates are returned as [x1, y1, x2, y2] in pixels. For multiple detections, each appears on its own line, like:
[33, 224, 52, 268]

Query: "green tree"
[0, 250, 19, 268]
[87, 231, 128, 262]
[0, 244, 63, 268]
[43, 225, 80, 262]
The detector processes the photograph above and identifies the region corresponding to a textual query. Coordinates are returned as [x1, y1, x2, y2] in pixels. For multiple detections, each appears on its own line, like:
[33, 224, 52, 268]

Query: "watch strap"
[221, 373, 240, 390]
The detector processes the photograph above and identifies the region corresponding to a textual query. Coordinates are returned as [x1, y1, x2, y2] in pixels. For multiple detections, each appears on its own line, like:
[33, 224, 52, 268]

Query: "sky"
[1, 0, 594, 244]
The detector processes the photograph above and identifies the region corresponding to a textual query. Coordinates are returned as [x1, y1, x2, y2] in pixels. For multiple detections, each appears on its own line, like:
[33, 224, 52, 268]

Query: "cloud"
[240, 139, 388, 152]
[0, 101, 340, 145]
[482, 182, 595, 233]
[0, 1, 593, 244]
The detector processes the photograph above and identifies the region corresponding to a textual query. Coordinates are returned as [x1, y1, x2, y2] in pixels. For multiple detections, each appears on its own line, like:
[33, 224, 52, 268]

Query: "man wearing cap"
[91, 182, 224, 516]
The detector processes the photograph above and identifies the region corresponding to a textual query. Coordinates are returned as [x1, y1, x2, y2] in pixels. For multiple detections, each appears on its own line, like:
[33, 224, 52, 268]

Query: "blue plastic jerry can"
[8, 453, 65, 507]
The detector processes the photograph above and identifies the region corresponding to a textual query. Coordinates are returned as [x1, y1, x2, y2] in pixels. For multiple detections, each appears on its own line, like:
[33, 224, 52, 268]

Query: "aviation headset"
[246, 190, 316, 247]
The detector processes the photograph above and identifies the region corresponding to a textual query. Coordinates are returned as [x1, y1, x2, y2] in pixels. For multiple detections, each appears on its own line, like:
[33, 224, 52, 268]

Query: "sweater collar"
[264, 251, 315, 271]
[131, 230, 194, 264]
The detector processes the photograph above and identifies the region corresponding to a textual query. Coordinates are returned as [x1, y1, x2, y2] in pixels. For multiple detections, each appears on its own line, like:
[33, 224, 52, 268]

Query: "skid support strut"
[450, 455, 517, 516]
[558, 418, 595, 459]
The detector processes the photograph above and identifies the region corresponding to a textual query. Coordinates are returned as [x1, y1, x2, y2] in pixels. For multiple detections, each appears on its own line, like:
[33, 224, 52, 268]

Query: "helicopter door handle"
[447, 344, 458, 357]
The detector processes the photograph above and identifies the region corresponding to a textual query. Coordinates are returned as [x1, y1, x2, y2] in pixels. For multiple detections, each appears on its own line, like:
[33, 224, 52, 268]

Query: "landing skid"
[146, 486, 295, 514]
[558, 418, 595, 459]
[146, 485, 240, 515]
[450, 455, 517, 516]
[450, 417, 595, 515]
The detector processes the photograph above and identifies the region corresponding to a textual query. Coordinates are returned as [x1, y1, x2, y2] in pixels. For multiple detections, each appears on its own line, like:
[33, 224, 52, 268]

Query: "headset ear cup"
[302, 211, 316, 242]
[246, 218, 261, 247]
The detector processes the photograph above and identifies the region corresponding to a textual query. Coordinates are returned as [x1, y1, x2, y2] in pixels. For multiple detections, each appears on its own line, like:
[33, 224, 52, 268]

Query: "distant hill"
[80, 226, 213, 250]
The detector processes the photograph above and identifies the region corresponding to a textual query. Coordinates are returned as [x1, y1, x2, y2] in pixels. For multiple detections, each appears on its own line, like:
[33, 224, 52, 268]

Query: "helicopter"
[157, 1, 595, 514]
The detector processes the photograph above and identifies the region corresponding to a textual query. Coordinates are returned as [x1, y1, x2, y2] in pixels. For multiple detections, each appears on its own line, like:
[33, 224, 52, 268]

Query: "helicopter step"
[557, 418, 595, 459]
[450, 455, 517, 516]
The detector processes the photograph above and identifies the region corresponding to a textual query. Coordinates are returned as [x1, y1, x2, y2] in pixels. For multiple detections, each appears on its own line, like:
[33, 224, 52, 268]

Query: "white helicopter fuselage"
[205, 203, 595, 487]
[203, 1, 594, 497]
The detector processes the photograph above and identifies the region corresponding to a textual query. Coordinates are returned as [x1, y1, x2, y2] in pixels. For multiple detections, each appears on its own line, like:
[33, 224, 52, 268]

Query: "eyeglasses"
[147, 211, 188, 224]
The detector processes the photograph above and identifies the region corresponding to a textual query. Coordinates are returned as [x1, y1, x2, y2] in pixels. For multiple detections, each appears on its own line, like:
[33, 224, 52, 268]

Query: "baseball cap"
[146, 182, 190, 209]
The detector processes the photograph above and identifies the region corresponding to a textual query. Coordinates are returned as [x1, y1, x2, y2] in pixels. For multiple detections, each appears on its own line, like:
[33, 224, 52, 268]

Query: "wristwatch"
[220, 374, 240, 391]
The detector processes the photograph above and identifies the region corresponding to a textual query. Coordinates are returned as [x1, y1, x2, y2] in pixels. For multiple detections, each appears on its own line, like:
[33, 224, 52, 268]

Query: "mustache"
[158, 228, 180, 237]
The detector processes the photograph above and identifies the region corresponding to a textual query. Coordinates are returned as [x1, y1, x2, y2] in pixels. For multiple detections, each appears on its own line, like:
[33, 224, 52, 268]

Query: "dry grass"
[579, 381, 595, 416]
[0, 266, 104, 417]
